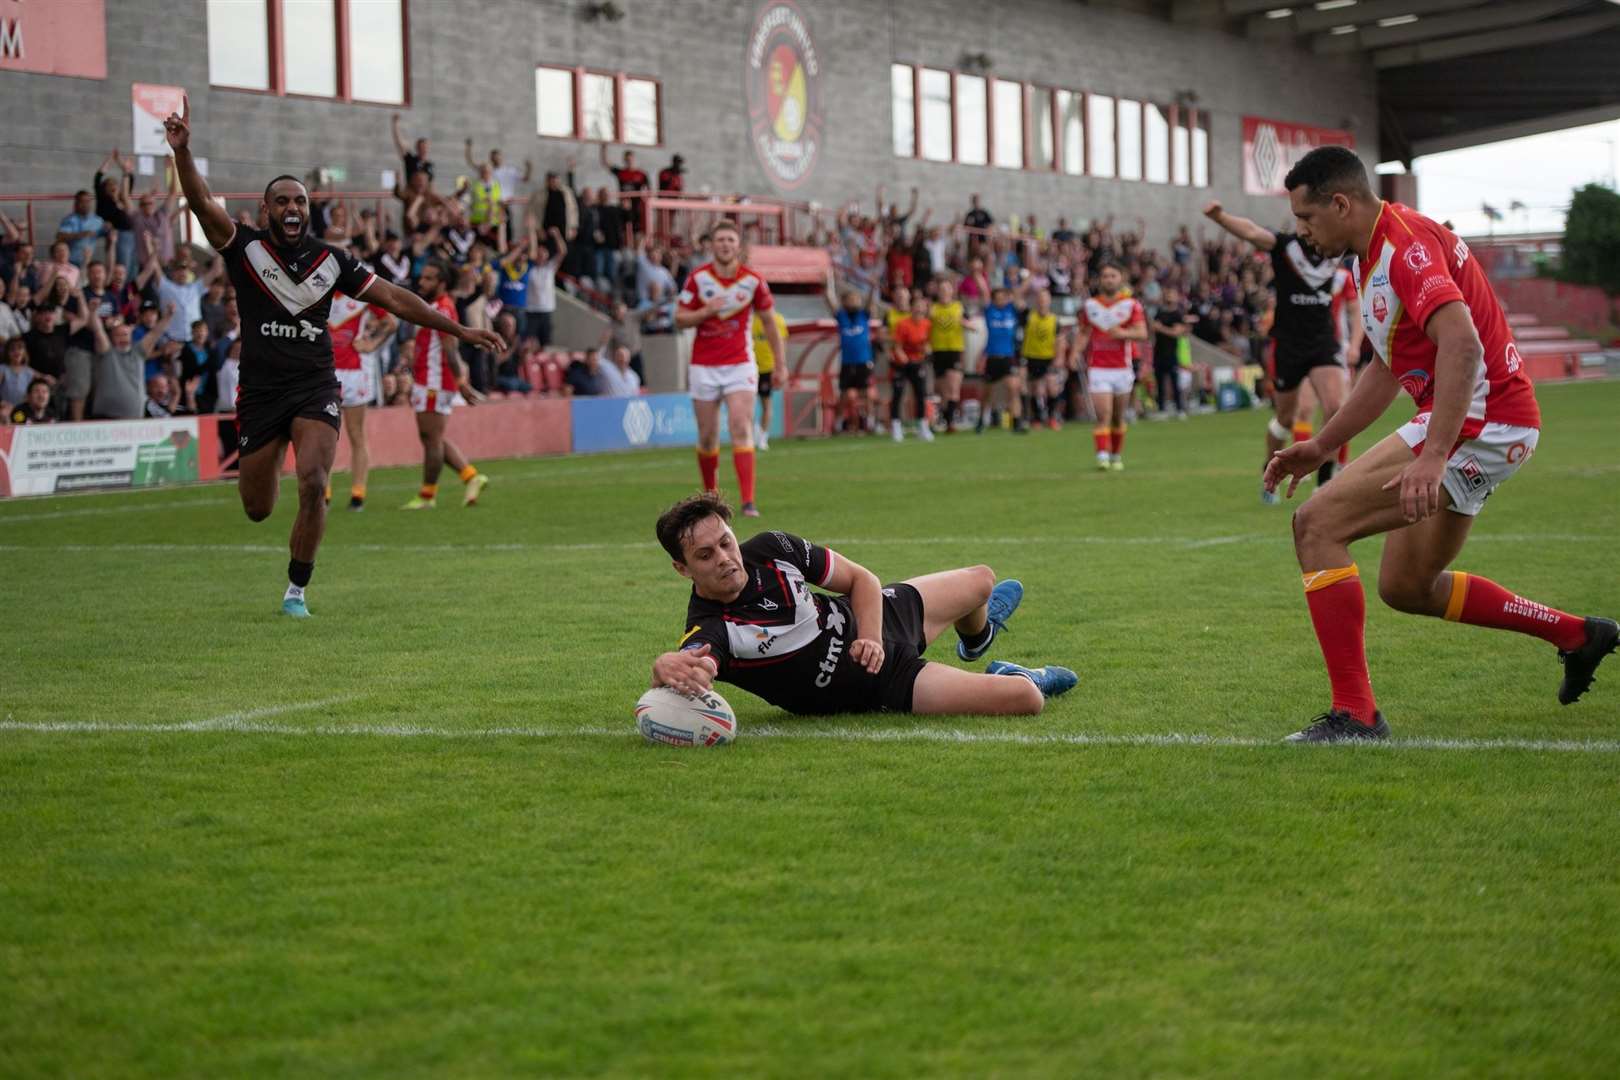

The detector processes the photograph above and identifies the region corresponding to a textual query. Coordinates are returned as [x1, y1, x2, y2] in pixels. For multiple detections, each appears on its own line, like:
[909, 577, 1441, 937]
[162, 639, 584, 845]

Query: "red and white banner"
[133, 83, 185, 156]
[1242, 116, 1355, 196]
[0, 0, 107, 80]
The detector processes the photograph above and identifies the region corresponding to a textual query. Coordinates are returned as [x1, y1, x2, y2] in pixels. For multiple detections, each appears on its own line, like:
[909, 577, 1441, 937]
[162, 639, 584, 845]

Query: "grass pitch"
[3, 382, 1618, 1077]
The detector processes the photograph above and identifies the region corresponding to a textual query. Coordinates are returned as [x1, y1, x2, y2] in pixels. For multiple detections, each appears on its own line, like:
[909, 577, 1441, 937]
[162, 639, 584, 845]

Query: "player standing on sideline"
[1205, 199, 1357, 503]
[1265, 147, 1617, 742]
[328, 291, 395, 511]
[1080, 263, 1147, 471]
[675, 220, 783, 518]
[977, 285, 1028, 434]
[402, 260, 488, 510]
[928, 279, 967, 433]
[649, 493, 1076, 715]
[834, 286, 878, 434]
[750, 307, 788, 451]
[1021, 288, 1059, 429]
[888, 294, 934, 442]
[163, 98, 502, 616]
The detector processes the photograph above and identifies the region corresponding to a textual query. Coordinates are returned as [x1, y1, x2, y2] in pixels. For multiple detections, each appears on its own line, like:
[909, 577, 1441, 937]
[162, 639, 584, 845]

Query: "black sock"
[349, 494, 364, 507]
[944, 400, 958, 426]
[959, 621, 994, 651]
[288, 558, 314, 588]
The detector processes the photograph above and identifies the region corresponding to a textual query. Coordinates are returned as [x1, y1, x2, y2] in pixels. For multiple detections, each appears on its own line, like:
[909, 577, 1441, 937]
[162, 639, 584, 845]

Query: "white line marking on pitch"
[1, 717, 1614, 754]
[0, 532, 1605, 557]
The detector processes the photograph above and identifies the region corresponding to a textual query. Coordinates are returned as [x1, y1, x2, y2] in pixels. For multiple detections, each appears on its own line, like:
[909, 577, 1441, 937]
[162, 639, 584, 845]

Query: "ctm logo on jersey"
[261, 319, 321, 341]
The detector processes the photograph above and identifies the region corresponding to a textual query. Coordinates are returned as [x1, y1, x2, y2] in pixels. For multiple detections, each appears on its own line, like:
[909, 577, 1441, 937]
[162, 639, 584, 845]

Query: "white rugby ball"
[635, 686, 739, 747]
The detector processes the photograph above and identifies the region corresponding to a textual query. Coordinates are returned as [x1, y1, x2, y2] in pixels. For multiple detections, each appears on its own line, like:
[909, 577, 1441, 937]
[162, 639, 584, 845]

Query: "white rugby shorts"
[690, 361, 758, 403]
[411, 384, 459, 415]
[337, 365, 377, 409]
[1086, 366, 1135, 396]
[1396, 413, 1539, 517]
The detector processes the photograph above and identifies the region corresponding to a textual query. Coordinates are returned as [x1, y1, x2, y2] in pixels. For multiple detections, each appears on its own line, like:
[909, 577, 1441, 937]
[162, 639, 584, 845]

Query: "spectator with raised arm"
[523, 224, 566, 350]
[465, 140, 531, 204]
[130, 181, 179, 268]
[57, 190, 107, 269]
[87, 303, 163, 420]
[95, 149, 138, 276]
[392, 114, 434, 184]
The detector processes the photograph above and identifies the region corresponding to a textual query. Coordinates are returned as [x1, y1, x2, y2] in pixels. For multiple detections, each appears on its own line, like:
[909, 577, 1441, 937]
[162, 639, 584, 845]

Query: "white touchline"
[0, 533, 1605, 558]
[1, 717, 1615, 754]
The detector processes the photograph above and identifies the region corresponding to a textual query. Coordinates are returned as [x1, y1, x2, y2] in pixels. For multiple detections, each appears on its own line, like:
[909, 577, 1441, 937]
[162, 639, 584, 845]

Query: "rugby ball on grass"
[635, 686, 738, 747]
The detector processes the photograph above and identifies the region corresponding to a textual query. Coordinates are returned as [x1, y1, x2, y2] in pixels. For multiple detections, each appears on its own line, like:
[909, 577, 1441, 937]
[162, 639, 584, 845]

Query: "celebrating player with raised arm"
[1265, 146, 1616, 742]
[674, 220, 784, 518]
[1205, 196, 1358, 502]
[648, 493, 1077, 716]
[163, 96, 502, 616]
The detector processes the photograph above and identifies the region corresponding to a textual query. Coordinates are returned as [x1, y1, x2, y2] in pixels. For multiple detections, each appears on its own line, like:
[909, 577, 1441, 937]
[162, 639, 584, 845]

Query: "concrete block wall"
[1, 0, 1378, 247]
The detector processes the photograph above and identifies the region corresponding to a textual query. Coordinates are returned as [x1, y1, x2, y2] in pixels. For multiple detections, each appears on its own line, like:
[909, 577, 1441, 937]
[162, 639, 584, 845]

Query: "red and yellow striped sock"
[1443, 572, 1588, 651]
[458, 464, 478, 483]
[733, 446, 756, 504]
[419, 483, 437, 500]
[697, 449, 720, 493]
[1092, 426, 1110, 454]
[1292, 420, 1314, 443]
[350, 484, 366, 501]
[1303, 564, 1378, 724]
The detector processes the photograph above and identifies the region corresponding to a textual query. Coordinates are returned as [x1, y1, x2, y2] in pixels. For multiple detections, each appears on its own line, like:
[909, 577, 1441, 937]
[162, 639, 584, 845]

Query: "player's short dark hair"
[656, 492, 733, 562]
[1283, 146, 1373, 204]
[263, 174, 307, 203]
[420, 258, 451, 283]
[711, 219, 741, 239]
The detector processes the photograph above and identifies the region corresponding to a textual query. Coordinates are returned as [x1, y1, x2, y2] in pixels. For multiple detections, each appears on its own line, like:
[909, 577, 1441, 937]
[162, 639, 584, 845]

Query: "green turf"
[3, 383, 1617, 1078]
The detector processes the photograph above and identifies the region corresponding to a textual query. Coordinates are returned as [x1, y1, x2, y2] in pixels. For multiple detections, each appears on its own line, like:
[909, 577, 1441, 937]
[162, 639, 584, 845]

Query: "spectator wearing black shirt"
[1150, 286, 1193, 418]
[601, 146, 650, 238]
[963, 193, 992, 232]
[95, 149, 137, 276]
[564, 349, 605, 396]
[391, 114, 434, 184]
[540, 170, 578, 247]
[657, 155, 686, 194]
[10, 377, 54, 424]
[595, 185, 625, 295]
[24, 301, 81, 399]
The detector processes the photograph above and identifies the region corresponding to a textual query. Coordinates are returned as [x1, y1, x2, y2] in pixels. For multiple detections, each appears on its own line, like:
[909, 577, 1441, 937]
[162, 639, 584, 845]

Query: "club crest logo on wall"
[746, 1, 823, 192]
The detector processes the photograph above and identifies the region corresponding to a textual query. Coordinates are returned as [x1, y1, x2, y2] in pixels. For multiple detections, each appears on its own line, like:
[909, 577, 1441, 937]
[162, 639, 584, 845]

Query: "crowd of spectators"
[0, 119, 1279, 427]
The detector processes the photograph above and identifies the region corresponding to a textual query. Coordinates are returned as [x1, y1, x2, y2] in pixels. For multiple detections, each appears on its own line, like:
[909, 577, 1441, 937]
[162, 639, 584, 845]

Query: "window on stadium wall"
[1089, 94, 1115, 178]
[919, 68, 953, 162]
[956, 74, 988, 166]
[992, 80, 1022, 169]
[1031, 89, 1055, 171]
[891, 64, 915, 156]
[1145, 103, 1170, 184]
[889, 63, 1209, 187]
[533, 66, 662, 145]
[1118, 99, 1144, 181]
[1173, 110, 1192, 186]
[206, 0, 407, 104]
[1058, 90, 1083, 175]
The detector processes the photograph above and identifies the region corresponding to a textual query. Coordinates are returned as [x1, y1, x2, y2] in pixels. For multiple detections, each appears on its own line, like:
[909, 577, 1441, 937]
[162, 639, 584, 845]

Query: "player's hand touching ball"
[652, 644, 719, 696]
[849, 638, 885, 675]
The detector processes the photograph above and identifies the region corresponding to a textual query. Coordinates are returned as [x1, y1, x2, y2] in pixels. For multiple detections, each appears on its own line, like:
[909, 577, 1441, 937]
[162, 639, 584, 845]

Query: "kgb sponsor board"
[571, 393, 784, 454]
[1242, 116, 1355, 196]
[0, 418, 202, 496]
